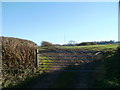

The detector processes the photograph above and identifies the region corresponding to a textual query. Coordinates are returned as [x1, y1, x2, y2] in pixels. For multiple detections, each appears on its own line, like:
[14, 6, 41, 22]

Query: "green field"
[39, 56, 53, 72]
[55, 44, 118, 51]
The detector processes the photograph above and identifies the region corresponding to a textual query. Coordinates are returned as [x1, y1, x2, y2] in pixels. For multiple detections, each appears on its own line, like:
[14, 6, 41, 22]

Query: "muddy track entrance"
[24, 48, 104, 88]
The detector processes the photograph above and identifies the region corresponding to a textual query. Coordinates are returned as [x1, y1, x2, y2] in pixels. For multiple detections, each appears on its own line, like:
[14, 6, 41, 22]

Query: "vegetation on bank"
[1, 37, 38, 88]
[95, 46, 120, 88]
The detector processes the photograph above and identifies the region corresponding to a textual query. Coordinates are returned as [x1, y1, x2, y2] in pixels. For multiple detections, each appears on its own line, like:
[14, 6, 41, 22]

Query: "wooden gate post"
[36, 49, 39, 68]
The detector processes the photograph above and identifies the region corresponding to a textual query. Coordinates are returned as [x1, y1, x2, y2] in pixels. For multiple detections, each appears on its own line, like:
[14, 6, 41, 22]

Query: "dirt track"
[24, 49, 104, 88]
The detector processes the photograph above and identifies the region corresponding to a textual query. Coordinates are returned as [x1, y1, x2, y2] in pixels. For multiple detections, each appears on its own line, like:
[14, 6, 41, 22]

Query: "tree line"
[41, 40, 120, 47]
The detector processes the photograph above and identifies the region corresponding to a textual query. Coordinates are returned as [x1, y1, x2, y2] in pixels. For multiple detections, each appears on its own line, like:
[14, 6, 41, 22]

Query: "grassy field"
[55, 44, 118, 51]
[39, 56, 53, 72]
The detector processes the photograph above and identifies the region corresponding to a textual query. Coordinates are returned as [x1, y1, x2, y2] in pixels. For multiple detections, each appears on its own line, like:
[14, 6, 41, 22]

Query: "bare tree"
[68, 40, 76, 45]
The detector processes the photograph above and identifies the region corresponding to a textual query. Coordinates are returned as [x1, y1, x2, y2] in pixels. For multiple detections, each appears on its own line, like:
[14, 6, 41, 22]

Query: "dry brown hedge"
[0, 36, 38, 88]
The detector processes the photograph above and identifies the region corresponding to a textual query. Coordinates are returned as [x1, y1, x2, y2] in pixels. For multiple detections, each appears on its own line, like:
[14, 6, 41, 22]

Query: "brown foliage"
[1, 36, 37, 88]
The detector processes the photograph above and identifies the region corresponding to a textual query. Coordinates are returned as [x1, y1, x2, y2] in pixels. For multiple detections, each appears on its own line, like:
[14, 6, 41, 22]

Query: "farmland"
[1, 37, 120, 88]
[55, 44, 118, 51]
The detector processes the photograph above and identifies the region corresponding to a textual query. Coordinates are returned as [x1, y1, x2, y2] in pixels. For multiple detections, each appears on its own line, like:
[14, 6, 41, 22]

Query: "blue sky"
[2, 2, 118, 45]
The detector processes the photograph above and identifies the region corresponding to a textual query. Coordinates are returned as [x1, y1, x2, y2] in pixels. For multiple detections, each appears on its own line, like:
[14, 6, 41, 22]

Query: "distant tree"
[68, 40, 76, 45]
[54, 44, 61, 46]
[41, 41, 53, 47]
[77, 42, 90, 46]
[90, 42, 97, 45]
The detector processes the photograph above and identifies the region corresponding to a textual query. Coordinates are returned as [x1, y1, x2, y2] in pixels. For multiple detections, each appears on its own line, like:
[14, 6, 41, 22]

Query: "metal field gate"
[38, 49, 103, 73]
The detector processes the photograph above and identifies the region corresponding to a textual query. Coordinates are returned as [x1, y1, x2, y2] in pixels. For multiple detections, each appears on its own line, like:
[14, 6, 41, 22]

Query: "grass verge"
[95, 47, 120, 88]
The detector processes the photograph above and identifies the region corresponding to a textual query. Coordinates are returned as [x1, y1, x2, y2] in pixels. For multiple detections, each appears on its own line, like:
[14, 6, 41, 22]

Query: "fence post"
[36, 49, 39, 68]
